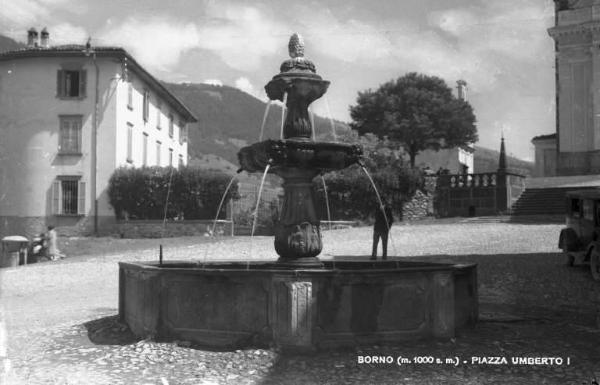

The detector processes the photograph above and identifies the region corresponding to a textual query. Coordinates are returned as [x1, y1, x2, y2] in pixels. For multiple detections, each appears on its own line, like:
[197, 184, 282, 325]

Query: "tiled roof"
[531, 133, 556, 141]
[0, 45, 197, 122]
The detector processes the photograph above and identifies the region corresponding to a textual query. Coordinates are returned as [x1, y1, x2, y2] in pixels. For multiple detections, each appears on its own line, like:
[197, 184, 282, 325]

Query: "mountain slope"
[0, 34, 25, 52]
[474, 145, 534, 175]
[164, 82, 346, 165]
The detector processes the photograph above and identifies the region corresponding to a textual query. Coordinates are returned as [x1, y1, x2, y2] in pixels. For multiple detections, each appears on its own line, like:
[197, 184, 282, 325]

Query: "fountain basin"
[119, 260, 477, 351]
[238, 139, 363, 174]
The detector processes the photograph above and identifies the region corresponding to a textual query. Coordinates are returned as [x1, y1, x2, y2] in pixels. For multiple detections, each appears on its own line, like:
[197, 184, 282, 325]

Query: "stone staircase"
[511, 186, 598, 217]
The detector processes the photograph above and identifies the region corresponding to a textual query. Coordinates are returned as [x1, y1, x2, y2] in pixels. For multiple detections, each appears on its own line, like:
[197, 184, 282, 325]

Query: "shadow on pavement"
[83, 315, 140, 345]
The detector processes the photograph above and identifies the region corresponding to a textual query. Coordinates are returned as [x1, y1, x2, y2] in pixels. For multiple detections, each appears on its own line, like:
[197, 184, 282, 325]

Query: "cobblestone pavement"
[1, 222, 600, 384]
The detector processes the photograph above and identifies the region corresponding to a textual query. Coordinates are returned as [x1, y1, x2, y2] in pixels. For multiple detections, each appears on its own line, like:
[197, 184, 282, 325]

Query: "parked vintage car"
[558, 189, 600, 280]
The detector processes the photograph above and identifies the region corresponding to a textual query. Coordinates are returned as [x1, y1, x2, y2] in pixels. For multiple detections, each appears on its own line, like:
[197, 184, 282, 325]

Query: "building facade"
[536, 0, 600, 176]
[0, 30, 196, 237]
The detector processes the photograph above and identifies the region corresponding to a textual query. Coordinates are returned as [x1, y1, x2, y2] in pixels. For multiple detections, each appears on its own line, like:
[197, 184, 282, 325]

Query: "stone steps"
[511, 186, 597, 216]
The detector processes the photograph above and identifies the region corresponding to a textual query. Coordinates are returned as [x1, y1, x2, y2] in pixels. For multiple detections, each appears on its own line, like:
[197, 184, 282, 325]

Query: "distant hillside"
[166, 83, 535, 176]
[0, 34, 25, 52]
[164, 82, 348, 167]
[474, 145, 534, 176]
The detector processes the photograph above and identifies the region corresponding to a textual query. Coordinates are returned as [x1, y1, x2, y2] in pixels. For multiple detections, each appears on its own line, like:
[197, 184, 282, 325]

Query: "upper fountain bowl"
[238, 139, 363, 174]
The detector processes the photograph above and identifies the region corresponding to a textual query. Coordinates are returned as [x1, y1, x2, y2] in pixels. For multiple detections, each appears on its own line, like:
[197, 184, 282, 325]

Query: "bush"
[314, 165, 424, 221]
[108, 166, 239, 220]
[233, 200, 279, 234]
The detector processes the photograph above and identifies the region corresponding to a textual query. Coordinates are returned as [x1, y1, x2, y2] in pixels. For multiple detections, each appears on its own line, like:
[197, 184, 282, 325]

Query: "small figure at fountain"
[371, 202, 394, 260]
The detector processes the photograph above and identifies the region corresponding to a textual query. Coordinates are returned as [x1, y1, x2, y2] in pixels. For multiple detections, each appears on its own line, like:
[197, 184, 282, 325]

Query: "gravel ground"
[1, 221, 600, 384]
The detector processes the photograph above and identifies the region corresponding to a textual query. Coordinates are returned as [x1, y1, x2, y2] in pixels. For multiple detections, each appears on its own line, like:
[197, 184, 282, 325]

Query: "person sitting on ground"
[371, 202, 394, 260]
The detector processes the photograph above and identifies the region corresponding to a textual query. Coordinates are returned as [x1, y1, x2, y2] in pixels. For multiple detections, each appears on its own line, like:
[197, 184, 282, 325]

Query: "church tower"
[548, 0, 600, 175]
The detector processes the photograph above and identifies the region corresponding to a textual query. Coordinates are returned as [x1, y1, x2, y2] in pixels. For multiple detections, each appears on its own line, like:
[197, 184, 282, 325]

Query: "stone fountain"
[237, 33, 362, 266]
[118, 34, 478, 351]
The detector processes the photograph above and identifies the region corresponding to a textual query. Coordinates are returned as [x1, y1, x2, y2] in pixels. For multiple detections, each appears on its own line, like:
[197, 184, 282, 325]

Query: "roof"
[565, 189, 600, 199]
[531, 133, 556, 142]
[0, 45, 197, 122]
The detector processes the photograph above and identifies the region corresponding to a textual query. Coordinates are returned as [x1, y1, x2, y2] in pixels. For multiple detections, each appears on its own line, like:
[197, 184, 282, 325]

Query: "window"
[59, 115, 82, 154]
[169, 148, 173, 167]
[178, 154, 184, 168]
[156, 104, 162, 130]
[168, 114, 174, 138]
[142, 132, 148, 166]
[583, 200, 594, 220]
[180, 123, 188, 143]
[156, 141, 162, 166]
[143, 89, 149, 122]
[52, 178, 85, 215]
[570, 199, 581, 218]
[57, 69, 86, 98]
[126, 123, 133, 163]
[127, 83, 133, 109]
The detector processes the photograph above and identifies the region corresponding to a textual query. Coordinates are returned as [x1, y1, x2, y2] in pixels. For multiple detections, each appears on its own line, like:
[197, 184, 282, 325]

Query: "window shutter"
[56, 70, 65, 97]
[79, 70, 87, 97]
[52, 180, 61, 214]
[77, 181, 86, 215]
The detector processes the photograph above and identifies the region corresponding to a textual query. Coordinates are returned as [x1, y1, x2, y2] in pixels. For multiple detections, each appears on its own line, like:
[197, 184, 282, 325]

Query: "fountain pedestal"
[273, 168, 322, 265]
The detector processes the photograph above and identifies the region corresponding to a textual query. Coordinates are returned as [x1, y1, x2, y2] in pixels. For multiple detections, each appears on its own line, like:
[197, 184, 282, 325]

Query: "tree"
[350, 72, 478, 167]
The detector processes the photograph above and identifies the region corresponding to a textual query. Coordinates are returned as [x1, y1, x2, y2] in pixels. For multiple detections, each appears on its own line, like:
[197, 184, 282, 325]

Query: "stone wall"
[103, 220, 234, 238]
[402, 190, 434, 221]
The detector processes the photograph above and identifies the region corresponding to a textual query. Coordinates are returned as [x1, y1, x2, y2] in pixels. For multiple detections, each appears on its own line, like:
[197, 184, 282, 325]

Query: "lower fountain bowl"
[119, 260, 477, 351]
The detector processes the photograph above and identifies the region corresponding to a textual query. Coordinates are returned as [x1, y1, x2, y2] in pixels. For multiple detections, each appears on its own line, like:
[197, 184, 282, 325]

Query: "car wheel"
[566, 253, 575, 267]
[561, 239, 575, 266]
[590, 249, 600, 281]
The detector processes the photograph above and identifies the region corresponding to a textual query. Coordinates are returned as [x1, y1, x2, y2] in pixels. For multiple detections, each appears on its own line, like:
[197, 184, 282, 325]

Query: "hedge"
[108, 166, 239, 220]
[314, 165, 424, 221]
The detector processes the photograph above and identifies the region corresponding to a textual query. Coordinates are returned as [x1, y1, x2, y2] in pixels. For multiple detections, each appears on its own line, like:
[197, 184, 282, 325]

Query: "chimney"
[27, 28, 39, 48]
[40, 28, 49, 48]
[456, 80, 467, 101]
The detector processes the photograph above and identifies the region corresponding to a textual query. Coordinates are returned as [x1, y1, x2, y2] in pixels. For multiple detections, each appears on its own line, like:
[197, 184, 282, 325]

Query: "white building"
[0, 29, 196, 237]
[414, 80, 475, 174]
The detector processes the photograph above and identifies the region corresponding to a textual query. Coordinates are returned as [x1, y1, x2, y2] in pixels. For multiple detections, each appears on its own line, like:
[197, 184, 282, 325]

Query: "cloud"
[203, 79, 223, 86]
[97, 16, 200, 72]
[1, 0, 50, 36]
[0, 0, 87, 39]
[195, 2, 288, 71]
[234, 77, 265, 100]
[48, 22, 88, 45]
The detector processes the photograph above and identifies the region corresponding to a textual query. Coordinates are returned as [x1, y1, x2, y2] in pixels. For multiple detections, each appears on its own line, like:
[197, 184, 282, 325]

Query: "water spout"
[321, 175, 332, 231]
[161, 166, 176, 238]
[323, 95, 338, 142]
[309, 106, 316, 141]
[202, 174, 238, 266]
[360, 166, 398, 256]
[280, 92, 288, 140]
[210, 175, 238, 236]
[249, 164, 271, 260]
[258, 101, 272, 142]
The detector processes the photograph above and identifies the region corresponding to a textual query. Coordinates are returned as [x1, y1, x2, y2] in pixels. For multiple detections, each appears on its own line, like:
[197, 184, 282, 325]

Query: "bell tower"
[548, 0, 600, 175]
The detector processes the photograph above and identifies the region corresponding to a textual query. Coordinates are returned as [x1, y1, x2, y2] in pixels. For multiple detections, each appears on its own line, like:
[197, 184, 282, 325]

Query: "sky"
[0, 0, 557, 161]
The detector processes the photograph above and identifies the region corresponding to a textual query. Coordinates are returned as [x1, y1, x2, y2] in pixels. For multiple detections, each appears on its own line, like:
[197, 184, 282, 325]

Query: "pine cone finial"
[288, 33, 304, 59]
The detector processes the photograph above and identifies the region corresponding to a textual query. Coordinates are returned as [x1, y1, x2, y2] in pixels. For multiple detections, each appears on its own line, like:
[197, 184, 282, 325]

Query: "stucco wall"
[415, 147, 474, 174]
[0, 54, 191, 237]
